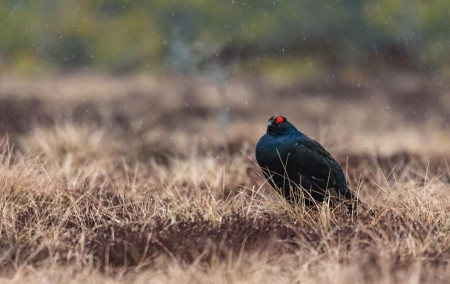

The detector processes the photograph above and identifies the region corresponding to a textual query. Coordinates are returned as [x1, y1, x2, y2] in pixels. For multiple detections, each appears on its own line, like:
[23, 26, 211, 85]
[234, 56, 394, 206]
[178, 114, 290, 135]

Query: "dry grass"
[0, 72, 449, 283]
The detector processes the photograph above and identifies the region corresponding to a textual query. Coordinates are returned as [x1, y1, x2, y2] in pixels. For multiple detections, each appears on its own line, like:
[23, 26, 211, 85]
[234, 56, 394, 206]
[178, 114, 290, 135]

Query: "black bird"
[256, 115, 360, 210]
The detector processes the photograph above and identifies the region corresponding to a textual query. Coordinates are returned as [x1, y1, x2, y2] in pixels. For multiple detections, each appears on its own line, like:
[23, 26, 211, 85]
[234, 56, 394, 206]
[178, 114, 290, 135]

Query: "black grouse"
[256, 115, 359, 210]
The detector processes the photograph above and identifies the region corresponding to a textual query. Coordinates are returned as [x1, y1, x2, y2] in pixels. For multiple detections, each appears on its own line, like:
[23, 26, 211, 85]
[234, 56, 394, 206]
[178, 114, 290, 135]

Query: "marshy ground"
[0, 71, 449, 283]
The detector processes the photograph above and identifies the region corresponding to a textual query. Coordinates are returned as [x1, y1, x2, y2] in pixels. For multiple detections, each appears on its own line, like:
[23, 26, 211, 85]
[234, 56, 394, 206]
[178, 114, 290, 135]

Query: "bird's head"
[266, 115, 296, 135]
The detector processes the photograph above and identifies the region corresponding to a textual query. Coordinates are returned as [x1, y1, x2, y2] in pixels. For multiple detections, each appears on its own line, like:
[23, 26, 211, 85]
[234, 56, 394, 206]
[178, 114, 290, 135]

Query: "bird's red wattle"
[275, 116, 284, 124]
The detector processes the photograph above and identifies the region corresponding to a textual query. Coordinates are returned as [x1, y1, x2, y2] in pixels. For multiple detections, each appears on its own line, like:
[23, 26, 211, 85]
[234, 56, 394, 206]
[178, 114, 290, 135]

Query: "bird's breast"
[256, 135, 295, 167]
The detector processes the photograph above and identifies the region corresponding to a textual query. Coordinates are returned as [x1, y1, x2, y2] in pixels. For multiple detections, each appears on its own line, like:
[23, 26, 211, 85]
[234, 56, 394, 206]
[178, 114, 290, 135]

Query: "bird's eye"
[275, 116, 284, 125]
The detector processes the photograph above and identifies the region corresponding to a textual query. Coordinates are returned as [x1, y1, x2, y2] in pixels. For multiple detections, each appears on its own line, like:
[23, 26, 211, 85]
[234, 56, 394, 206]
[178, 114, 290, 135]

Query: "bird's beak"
[267, 115, 277, 127]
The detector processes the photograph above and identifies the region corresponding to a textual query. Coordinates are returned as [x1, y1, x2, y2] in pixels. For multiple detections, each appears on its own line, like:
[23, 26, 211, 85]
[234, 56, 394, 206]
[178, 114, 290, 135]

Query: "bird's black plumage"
[256, 115, 359, 210]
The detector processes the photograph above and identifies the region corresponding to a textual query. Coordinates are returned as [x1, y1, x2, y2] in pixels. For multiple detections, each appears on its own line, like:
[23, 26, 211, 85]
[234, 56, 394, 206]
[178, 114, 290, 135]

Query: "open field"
[0, 72, 449, 283]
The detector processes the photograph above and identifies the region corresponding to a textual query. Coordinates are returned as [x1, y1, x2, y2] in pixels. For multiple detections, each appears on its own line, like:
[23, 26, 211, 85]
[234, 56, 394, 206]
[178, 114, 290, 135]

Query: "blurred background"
[1, 0, 450, 160]
[1, 0, 450, 75]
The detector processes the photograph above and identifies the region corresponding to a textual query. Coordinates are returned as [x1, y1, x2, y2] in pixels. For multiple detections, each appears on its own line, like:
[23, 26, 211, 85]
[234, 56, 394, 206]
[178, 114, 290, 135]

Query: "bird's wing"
[293, 137, 354, 200]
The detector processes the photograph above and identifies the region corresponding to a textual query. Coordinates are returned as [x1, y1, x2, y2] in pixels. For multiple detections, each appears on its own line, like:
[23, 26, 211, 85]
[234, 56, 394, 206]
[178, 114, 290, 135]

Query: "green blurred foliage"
[0, 0, 449, 74]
